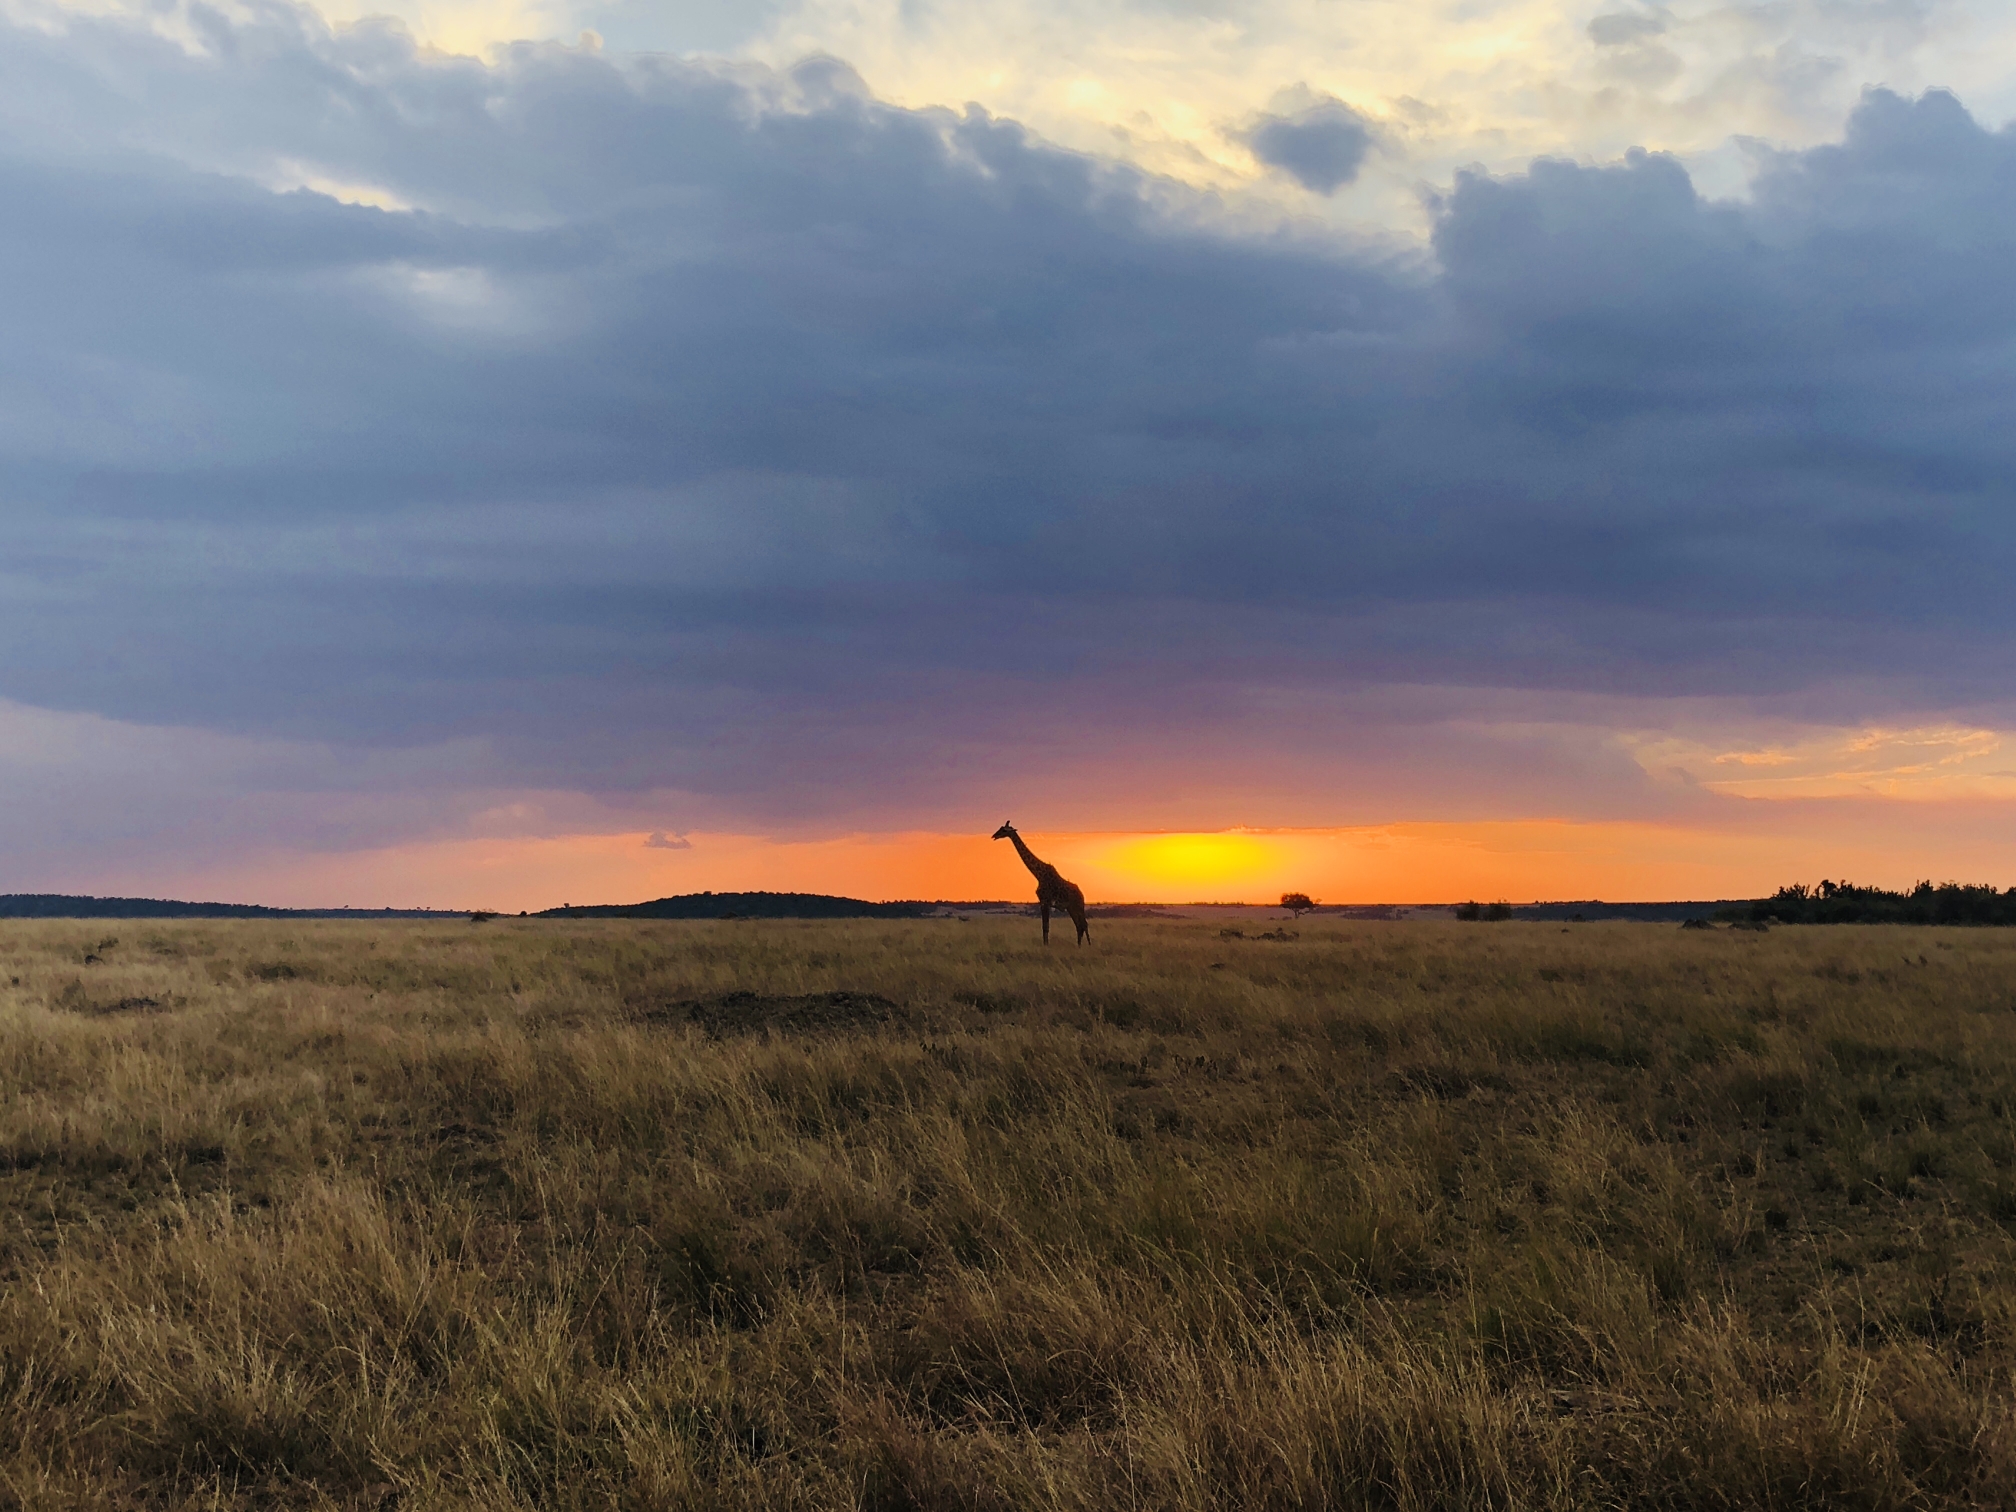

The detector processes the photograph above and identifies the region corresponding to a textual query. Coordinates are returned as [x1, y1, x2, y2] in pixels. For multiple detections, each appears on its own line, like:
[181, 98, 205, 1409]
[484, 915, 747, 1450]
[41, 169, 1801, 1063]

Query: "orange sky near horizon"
[114, 804, 2016, 913]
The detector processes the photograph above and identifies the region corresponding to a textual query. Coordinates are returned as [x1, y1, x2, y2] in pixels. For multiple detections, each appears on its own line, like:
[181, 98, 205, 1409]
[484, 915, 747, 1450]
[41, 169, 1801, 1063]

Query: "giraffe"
[992, 822, 1090, 945]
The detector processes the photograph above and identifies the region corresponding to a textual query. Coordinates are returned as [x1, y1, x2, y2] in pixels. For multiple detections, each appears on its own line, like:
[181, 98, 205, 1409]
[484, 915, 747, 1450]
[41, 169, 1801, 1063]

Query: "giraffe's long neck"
[1007, 830, 1048, 879]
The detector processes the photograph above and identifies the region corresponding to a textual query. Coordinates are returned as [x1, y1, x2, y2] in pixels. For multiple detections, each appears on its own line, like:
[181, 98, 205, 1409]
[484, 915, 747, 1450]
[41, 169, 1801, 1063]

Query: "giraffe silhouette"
[992, 822, 1090, 945]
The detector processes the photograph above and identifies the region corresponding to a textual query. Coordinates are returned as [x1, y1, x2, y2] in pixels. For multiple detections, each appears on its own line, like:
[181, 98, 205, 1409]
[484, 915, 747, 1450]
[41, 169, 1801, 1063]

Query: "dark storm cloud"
[1239, 87, 1378, 192]
[3, 4, 2015, 830]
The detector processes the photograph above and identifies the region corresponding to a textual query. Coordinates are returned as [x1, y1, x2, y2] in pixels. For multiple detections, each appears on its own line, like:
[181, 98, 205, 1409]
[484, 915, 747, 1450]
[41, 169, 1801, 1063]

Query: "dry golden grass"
[4, 915, 2016, 1509]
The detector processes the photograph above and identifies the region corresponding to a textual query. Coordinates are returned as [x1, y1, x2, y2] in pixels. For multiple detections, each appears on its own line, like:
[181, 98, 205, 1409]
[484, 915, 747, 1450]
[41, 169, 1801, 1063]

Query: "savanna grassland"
[4, 917, 2016, 1510]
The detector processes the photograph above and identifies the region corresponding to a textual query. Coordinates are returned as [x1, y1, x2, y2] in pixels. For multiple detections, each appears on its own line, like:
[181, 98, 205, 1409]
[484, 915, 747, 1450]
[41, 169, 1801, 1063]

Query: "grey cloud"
[1586, 11, 1682, 87]
[1588, 11, 1668, 47]
[1, 7, 2014, 844]
[1239, 86, 1378, 193]
[643, 831, 693, 849]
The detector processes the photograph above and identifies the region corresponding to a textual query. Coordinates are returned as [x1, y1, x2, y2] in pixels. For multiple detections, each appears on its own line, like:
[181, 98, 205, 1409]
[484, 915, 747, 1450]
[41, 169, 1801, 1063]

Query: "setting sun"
[1088, 831, 1286, 895]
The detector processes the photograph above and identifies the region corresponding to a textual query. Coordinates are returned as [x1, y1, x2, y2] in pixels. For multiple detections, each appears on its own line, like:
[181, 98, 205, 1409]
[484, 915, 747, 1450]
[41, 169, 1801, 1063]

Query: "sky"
[3, 0, 2016, 907]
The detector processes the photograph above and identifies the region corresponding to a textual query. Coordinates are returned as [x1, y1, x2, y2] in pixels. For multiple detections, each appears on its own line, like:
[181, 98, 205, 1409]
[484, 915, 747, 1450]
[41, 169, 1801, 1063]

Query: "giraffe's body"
[992, 822, 1090, 945]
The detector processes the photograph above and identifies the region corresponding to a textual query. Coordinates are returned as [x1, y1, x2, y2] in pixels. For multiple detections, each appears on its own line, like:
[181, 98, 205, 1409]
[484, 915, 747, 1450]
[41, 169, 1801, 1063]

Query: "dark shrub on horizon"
[1456, 901, 1514, 922]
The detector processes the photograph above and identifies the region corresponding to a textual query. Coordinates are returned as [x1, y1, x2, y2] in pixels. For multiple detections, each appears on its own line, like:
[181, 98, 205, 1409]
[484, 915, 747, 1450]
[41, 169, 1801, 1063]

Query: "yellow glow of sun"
[1094, 831, 1283, 892]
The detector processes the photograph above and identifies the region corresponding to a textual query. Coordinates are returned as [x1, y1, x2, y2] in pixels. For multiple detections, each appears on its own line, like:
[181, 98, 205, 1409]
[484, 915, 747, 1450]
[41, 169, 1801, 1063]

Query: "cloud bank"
[712, 0, 2016, 213]
[1, 3, 2014, 890]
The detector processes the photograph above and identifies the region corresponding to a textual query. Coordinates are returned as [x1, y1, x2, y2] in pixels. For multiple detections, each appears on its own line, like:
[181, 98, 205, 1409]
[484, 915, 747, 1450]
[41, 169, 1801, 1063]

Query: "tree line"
[1722, 880, 2016, 926]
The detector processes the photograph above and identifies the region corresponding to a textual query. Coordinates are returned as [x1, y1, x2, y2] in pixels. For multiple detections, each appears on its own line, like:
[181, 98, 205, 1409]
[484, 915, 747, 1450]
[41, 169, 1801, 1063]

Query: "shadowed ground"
[2, 917, 2014, 1508]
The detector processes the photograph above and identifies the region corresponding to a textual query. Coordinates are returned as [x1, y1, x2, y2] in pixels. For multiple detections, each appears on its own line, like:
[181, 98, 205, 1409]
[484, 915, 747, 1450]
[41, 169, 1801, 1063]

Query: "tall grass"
[3, 917, 2015, 1508]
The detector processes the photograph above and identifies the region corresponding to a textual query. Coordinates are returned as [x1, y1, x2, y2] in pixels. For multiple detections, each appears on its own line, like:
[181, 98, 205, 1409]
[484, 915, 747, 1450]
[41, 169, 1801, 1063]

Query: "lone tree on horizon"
[1281, 891, 1316, 919]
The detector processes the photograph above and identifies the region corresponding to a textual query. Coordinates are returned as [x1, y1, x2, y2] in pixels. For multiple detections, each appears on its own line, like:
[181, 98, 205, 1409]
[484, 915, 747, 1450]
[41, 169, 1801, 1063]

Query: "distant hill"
[1507, 901, 1740, 923]
[0, 895, 448, 919]
[536, 891, 937, 920]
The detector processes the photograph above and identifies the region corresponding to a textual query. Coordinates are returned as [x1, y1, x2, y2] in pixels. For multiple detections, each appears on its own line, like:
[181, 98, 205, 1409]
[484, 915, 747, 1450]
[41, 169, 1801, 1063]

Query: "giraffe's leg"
[1072, 905, 1089, 944]
[1041, 899, 1052, 943]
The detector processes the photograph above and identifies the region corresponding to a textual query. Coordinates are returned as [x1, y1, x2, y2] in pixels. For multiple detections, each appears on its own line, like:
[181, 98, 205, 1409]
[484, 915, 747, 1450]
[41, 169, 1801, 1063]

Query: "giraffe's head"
[991, 822, 1017, 841]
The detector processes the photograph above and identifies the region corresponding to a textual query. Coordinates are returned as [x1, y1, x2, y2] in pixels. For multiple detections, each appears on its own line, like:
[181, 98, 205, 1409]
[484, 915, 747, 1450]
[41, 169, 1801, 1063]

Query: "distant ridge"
[537, 891, 936, 920]
[10, 889, 1990, 925]
[1507, 901, 1739, 922]
[0, 894, 450, 919]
